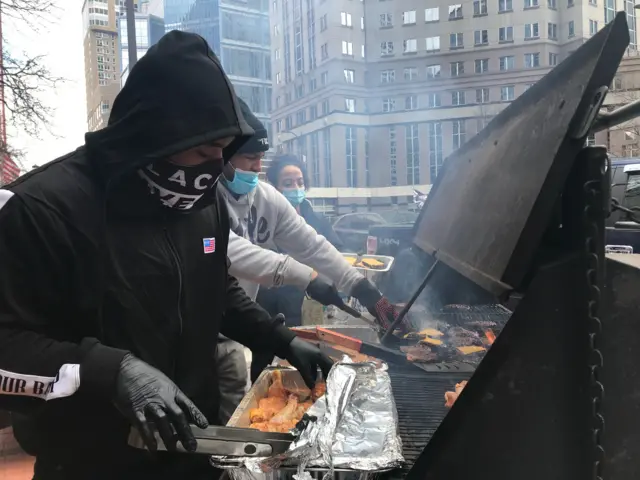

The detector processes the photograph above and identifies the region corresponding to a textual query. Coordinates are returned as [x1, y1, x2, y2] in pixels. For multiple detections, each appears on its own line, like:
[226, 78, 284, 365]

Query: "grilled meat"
[447, 327, 484, 347]
[444, 380, 468, 408]
[401, 344, 438, 363]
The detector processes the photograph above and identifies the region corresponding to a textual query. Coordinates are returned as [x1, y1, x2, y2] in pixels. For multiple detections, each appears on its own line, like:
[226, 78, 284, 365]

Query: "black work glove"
[306, 277, 344, 307]
[283, 337, 334, 389]
[351, 278, 405, 332]
[114, 354, 209, 452]
[251, 314, 287, 383]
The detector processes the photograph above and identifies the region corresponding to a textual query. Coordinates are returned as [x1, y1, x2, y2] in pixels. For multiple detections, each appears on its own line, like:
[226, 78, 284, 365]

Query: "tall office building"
[270, 0, 640, 212]
[82, 0, 126, 131]
[164, 0, 273, 134]
[119, 0, 166, 84]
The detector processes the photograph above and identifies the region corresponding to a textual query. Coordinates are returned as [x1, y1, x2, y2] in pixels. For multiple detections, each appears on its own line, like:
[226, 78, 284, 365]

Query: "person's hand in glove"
[306, 274, 345, 308]
[282, 337, 334, 388]
[350, 278, 406, 333]
[114, 354, 209, 452]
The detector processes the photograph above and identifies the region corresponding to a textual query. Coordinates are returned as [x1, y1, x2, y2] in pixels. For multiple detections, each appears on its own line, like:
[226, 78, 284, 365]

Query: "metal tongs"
[128, 425, 293, 457]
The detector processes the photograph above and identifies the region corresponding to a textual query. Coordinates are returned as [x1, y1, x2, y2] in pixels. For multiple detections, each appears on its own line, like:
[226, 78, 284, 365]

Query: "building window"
[380, 13, 393, 27]
[428, 122, 444, 181]
[345, 127, 357, 187]
[382, 98, 396, 112]
[499, 55, 515, 70]
[549, 52, 558, 65]
[426, 36, 441, 51]
[296, 110, 306, 124]
[321, 71, 329, 85]
[361, 45, 366, 58]
[405, 95, 418, 110]
[310, 105, 318, 119]
[389, 126, 397, 185]
[427, 92, 441, 107]
[276, 72, 282, 84]
[285, 115, 293, 130]
[548, 22, 558, 39]
[322, 99, 330, 114]
[501, 85, 515, 101]
[476, 87, 490, 103]
[309, 78, 317, 91]
[474, 29, 489, 45]
[381, 69, 396, 83]
[450, 61, 464, 76]
[345, 97, 356, 112]
[473, 0, 488, 14]
[403, 10, 417, 23]
[451, 90, 466, 105]
[450, 32, 464, 48]
[612, 77, 623, 90]
[622, 144, 640, 157]
[380, 41, 394, 55]
[548, 0, 557, 7]
[425, 7, 440, 21]
[321, 129, 332, 187]
[404, 39, 418, 53]
[310, 132, 320, 186]
[448, 4, 463, 19]
[321, 43, 329, 60]
[426, 64, 441, 78]
[344, 69, 355, 83]
[525, 52, 540, 68]
[499, 26, 514, 42]
[342, 41, 353, 55]
[320, 14, 327, 31]
[276, 119, 282, 132]
[568, 20, 575, 37]
[525, 22, 540, 38]
[341, 12, 352, 26]
[275, 49, 281, 60]
[524, 0, 539, 7]
[452, 120, 466, 150]
[589, 19, 598, 35]
[475, 58, 489, 73]
[404, 66, 418, 80]
[296, 84, 305, 99]
[605, 0, 615, 23]
[498, 0, 513, 11]
[406, 124, 420, 184]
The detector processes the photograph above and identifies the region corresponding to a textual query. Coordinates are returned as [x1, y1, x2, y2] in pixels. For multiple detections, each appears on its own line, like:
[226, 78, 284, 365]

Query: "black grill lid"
[412, 12, 630, 296]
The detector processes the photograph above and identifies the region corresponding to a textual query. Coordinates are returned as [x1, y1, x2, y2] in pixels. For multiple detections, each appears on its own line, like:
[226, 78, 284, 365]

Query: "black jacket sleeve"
[220, 269, 296, 358]
[0, 192, 128, 412]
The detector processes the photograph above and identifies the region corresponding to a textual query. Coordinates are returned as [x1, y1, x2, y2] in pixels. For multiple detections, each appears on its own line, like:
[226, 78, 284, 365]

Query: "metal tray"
[227, 368, 311, 429]
[341, 253, 394, 272]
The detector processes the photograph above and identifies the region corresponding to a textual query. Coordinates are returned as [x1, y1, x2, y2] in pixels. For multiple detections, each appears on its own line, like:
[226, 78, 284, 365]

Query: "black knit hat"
[234, 98, 269, 154]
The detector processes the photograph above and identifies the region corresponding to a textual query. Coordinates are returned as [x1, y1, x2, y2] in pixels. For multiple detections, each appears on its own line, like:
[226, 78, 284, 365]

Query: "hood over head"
[230, 98, 270, 156]
[85, 30, 254, 182]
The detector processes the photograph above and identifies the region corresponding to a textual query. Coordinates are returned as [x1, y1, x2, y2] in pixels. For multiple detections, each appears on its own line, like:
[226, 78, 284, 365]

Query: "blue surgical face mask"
[224, 166, 259, 195]
[282, 188, 306, 207]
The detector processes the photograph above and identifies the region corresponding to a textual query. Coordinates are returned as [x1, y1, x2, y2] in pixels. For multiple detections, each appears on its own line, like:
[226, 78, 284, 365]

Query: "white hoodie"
[218, 181, 364, 300]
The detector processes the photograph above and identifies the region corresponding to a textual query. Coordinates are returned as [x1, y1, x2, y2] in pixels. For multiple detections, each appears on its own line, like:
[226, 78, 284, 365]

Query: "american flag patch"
[203, 237, 216, 254]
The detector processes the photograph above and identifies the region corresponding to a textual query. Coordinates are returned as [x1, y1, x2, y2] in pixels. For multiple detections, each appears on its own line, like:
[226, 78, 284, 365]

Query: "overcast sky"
[5, 2, 86, 169]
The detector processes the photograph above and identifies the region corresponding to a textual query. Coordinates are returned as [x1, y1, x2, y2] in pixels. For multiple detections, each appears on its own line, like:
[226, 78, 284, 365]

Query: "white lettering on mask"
[194, 173, 213, 190]
[168, 170, 187, 187]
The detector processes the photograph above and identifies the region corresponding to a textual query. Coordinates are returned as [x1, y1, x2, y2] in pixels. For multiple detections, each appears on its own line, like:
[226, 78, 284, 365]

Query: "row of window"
[275, 83, 526, 133]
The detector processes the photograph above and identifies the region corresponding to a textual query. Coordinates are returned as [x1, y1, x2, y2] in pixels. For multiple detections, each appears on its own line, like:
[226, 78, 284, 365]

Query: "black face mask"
[138, 158, 224, 211]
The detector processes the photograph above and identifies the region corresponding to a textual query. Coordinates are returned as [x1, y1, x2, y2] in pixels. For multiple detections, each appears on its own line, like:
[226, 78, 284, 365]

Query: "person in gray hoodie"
[215, 99, 403, 421]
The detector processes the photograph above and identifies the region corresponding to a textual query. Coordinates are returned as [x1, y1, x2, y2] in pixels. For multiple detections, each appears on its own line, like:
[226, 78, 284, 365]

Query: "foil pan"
[211, 358, 404, 478]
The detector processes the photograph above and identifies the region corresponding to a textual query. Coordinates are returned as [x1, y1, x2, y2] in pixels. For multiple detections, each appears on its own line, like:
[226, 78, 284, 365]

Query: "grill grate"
[389, 371, 472, 469]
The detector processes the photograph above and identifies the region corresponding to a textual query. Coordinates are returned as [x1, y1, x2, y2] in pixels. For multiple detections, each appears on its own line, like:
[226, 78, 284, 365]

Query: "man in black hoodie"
[0, 31, 331, 480]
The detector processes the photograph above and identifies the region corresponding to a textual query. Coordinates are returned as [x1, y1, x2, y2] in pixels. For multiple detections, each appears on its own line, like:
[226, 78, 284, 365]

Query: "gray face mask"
[138, 158, 223, 211]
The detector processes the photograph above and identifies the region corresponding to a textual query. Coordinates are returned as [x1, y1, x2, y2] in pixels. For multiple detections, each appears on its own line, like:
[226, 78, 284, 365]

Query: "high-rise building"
[164, 0, 273, 134]
[119, 1, 165, 84]
[82, 0, 125, 131]
[270, 0, 640, 213]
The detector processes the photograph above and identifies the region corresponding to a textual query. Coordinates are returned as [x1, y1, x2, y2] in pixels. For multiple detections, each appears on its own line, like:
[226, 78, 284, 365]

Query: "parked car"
[332, 212, 387, 252]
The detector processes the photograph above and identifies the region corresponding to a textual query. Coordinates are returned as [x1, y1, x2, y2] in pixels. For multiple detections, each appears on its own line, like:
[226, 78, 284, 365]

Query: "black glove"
[283, 337, 334, 389]
[250, 314, 287, 383]
[306, 277, 344, 307]
[114, 354, 209, 452]
[351, 278, 404, 332]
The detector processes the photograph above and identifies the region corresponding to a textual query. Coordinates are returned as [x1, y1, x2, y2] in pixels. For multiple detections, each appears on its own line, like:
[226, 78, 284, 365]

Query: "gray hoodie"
[218, 181, 364, 300]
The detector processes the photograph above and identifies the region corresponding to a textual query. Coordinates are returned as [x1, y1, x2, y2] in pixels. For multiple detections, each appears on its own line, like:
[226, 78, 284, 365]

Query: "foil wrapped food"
[210, 357, 404, 477]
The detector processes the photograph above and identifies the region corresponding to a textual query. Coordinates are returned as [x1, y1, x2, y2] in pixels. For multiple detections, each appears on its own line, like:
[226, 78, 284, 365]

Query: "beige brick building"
[270, 0, 640, 213]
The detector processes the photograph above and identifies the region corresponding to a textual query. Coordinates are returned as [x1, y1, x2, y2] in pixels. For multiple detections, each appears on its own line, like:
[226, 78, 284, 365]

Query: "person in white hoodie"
[215, 100, 403, 421]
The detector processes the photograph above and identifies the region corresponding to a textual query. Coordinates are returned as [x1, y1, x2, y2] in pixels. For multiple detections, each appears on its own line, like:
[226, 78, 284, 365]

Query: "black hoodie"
[0, 31, 295, 479]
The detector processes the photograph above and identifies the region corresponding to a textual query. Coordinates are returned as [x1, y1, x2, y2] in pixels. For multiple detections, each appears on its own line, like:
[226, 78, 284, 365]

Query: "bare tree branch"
[0, 0, 64, 161]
